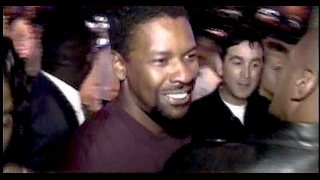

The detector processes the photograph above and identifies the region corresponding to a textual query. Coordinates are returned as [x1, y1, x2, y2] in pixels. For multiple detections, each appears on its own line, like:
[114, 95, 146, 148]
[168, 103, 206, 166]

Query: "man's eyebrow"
[185, 45, 197, 53]
[229, 55, 243, 60]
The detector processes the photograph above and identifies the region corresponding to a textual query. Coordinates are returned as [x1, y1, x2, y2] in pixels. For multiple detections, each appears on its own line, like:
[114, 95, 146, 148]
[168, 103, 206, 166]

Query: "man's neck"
[218, 86, 247, 106]
[115, 87, 165, 138]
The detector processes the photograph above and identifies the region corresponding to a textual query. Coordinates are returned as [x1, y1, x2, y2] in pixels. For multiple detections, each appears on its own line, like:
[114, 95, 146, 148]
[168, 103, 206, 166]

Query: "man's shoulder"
[76, 102, 125, 137]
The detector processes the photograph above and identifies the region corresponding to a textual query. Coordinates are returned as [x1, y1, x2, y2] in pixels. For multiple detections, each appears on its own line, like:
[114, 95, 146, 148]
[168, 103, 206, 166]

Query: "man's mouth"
[165, 92, 191, 106]
[167, 93, 188, 99]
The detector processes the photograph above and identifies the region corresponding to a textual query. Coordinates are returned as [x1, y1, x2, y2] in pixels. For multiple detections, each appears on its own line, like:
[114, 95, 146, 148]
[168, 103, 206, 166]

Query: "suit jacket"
[187, 89, 274, 143]
[24, 73, 80, 171]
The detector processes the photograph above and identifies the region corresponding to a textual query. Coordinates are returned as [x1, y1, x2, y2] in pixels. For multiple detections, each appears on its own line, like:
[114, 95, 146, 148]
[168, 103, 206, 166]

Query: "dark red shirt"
[57, 102, 191, 173]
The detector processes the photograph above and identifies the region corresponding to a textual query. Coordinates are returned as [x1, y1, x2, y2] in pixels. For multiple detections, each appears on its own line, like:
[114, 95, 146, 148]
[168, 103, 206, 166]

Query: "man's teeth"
[167, 93, 188, 99]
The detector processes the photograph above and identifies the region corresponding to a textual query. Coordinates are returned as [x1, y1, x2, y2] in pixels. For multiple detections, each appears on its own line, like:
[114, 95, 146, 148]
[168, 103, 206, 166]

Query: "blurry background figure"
[80, 13, 120, 114]
[3, 36, 33, 173]
[255, 6, 312, 100]
[187, 7, 230, 101]
[3, 75, 32, 173]
[3, 8, 10, 37]
[10, 18, 42, 78]
[259, 37, 292, 100]
[192, 34, 223, 101]
[22, 7, 95, 171]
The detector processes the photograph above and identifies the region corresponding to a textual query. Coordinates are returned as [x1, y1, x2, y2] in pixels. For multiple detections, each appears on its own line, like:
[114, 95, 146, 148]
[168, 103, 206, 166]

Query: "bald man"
[164, 8, 319, 173]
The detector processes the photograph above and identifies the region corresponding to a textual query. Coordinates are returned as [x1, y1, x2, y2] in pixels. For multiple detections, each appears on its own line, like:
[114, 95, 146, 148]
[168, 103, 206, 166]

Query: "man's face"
[221, 41, 263, 104]
[260, 38, 291, 98]
[11, 21, 36, 59]
[196, 36, 222, 73]
[3, 78, 13, 154]
[126, 16, 198, 120]
[54, 39, 93, 90]
[80, 47, 120, 111]
[10, 20, 42, 76]
[192, 66, 221, 101]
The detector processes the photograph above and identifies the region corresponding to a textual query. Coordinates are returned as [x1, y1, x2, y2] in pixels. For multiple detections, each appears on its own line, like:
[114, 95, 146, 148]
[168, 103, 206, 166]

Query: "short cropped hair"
[219, 25, 265, 61]
[41, 7, 94, 72]
[108, 6, 189, 59]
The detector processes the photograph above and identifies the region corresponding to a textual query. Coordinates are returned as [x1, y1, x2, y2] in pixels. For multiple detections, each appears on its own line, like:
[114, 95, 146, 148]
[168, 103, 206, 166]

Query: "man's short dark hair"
[108, 6, 189, 59]
[219, 25, 265, 61]
[41, 7, 94, 72]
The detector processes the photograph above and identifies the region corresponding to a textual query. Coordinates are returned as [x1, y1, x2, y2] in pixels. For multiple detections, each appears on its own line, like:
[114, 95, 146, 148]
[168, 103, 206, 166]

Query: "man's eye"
[272, 66, 282, 71]
[153, 58, 168, 66]
[233, 61, 241, 65]
[252, 63, 261, 67]
[186, 53, 196, 59]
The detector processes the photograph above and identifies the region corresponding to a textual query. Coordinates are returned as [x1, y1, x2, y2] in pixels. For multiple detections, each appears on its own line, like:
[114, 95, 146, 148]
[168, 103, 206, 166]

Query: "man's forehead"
[11, 20, 31, 35]
[228, 41, 263, 54]
[137, 16, 195, 51]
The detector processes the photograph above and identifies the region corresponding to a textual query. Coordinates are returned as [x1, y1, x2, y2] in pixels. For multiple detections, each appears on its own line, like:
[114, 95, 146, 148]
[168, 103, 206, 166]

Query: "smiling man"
[54, 6, 199, 173]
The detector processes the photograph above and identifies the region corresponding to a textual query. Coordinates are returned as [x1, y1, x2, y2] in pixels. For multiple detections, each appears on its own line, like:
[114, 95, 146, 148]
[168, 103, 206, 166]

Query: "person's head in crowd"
[9, 17, 42, 77]
[269, 11, 318, 124]
[217, 26, 264, 105]
[80, 16, 120, 113]
[192, 30, 223, 101]
[259, 37, 293, 100]
[109, 6, 199, 137]
[41, 7, 95, 90]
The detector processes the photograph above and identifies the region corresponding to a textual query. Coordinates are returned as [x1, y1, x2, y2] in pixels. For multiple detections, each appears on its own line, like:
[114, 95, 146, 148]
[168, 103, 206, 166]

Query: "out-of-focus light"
[256, 8, 280, 22]
[96, 38, 109, 47]
[288, 19, 301, 29]
[94, 15, 108, 23]
[98, 22, 109, 29]
[257, 8, 280, 17]
[85, 21, 110, 30]
[218, 9, 243, 17]
[204, 28, 227, 37]
[85, 21, 96, 29]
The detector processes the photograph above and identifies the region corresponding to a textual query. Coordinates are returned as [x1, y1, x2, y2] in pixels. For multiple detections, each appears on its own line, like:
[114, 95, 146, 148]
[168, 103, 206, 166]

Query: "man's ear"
[291, 69, 318, 101]
[111, 50, 126, 81]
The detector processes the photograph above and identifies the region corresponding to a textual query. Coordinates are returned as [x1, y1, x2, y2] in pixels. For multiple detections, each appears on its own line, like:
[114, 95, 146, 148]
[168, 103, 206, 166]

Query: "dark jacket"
[187, 89, 274, 143]
[163, 121, 319, 173]
[23, 73, 80, 171]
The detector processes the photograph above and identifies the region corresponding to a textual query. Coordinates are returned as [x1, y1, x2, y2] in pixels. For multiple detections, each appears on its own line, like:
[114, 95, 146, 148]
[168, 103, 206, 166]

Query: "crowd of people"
[2, 6, 318, 173]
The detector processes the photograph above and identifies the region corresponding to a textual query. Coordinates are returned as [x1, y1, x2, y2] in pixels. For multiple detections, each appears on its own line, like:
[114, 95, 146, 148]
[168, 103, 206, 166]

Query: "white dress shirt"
[41, 70, 85, 125]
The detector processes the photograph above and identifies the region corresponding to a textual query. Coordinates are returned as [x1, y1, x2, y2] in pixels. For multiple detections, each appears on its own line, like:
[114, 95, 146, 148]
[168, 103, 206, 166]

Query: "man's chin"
[149, 109, 191, 139]
[163, 106, 190, 120]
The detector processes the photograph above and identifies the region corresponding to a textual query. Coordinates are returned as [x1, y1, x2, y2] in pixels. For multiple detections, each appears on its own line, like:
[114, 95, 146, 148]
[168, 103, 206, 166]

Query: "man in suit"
[22, 7, 95, 171]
